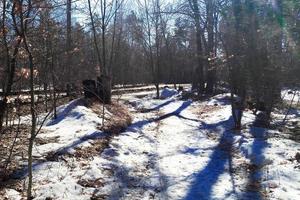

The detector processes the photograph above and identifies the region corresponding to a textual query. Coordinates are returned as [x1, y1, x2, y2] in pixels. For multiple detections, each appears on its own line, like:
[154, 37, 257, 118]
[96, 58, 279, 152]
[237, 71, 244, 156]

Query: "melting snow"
[5, 92, 300, 200]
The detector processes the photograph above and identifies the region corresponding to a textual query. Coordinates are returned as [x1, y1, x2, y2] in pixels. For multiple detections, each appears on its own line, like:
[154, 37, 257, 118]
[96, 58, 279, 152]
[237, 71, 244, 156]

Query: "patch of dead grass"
[192, 104, 222, 119]
[88, 100, 132, 134]
[0, 125, 30, 181]
[68, 99, 132, 160]
[0, 98, 132, 197]
[77, 178, 104, 188]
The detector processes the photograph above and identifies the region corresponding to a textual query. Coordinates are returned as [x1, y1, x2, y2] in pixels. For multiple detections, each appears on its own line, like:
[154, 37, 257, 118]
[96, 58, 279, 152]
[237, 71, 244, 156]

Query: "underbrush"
[0, 98, 132, 198]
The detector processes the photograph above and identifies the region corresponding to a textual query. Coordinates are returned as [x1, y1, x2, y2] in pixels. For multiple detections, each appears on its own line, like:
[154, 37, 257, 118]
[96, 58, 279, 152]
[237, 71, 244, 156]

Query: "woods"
[0, 0, 300, 199]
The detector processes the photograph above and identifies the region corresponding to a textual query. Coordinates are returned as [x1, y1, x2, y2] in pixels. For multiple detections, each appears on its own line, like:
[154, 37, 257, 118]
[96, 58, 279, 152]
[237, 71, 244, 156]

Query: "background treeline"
[0, 0, 197, 92]
[1, 1, 299, 92]
[1, 0, 300, 121]
[1, 0, 300, 127]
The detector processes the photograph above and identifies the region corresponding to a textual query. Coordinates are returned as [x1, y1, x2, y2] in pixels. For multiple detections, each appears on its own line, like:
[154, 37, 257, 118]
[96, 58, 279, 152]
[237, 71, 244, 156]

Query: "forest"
[0, 0, 300, 199]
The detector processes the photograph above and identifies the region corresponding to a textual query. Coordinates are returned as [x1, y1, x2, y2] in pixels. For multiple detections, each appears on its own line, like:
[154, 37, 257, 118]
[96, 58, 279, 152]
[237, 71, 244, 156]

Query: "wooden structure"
[82, 76, 111, 104]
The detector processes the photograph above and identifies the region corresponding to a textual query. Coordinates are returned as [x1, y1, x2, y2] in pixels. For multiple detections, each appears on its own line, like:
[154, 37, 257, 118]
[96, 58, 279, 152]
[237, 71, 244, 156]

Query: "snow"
[35, 99, 110, 155]
[113, 84, 190, 92]
[4, 189, 22, 200]
[206, 93, 231, 106]
[160, 87, 178, 99]
[7, 99, 112, 199]
[5, 90, 300, 199]
[282, 89, 300, 104]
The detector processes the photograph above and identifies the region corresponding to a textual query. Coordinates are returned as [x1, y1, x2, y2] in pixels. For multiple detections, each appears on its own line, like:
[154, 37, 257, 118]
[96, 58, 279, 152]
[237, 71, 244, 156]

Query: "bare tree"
[66, 0, 72, 96]
[0, 0, 22, 132]
[10, 0, 36, 198]
[188, 0, 205, 94]
[87, 0, 124, 103]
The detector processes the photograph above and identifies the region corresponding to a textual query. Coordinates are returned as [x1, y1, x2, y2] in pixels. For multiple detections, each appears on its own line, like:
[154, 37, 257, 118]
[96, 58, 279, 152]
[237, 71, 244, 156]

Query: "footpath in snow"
[4, 88, 300, 200]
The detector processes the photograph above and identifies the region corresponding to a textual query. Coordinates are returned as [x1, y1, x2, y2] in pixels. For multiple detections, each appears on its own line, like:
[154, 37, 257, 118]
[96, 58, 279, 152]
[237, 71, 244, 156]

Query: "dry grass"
[0, 95, 73, 181]
[0, 124, 29, 199]
[192, 104, 222, 119]
[72, 139, 109, 159]
[88, 99, 132, 134]
[0, 97, 132, 198]
[0, 125, 30, 181]
[3, 96, 70, 125]
[71, 99, 132, 160]
[77, 178, 104, 188]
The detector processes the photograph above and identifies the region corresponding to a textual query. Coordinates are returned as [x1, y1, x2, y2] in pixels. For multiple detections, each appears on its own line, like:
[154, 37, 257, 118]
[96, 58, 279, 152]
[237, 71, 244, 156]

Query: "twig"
[4, 114, 21, 173]
[282, 90, 297, 124]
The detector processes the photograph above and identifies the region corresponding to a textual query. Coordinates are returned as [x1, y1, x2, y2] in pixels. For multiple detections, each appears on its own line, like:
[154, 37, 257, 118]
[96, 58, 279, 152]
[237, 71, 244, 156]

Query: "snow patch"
[5, 91, 300, 200]
[160, 87, 178, 99]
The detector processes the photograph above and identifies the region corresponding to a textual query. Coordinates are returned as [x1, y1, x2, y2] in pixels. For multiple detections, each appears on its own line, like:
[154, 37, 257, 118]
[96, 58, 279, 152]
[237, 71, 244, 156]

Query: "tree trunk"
[189, 0, 205, 94]
[155, 83, 160, 99]
[25, 40, 36, 200]
[0, 40, 21, 132]
[230, 0, 246, 130]
[66, 0, 72, 92]
[0, 21, 21, 132]
[87, 0, 102, 73]
[0, 99, 7, 132]
[205, 0, 216, 94]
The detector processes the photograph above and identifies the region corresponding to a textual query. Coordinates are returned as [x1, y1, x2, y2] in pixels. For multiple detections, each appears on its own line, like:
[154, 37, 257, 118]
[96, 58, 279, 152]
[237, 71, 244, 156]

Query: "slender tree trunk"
[51, 60, 57, 119]
[87, 0, 102, 72]
[24, 36, 36, 200]
[144, 0, 158, 98]
[189, 0, 205, 94]
[106, 0, 120, 104]
[230, 0, 246, 130]
[14, 0, 36, 197]
[66, 0, 72, 95]
[0, 0, 21, 132]
[205, 0, 216, 94]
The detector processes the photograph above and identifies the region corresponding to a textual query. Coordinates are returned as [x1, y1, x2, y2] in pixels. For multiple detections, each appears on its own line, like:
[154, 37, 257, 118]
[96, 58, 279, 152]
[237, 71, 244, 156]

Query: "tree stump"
[82, 80, 96, 98]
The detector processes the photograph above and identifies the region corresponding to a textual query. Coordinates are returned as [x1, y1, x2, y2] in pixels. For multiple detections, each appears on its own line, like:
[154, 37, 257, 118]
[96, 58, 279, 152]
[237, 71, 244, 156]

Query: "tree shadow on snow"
[118, 100, 240, 200]
[209, 94, 231, 106]
[12, 130, 107, 179]
[104, 151, 169, 200]
[104, 100, 197, 199]
[239, 119, 269, 200]
[184, 114, 269, 200]
[128, 100, 194, 133]
[11, 100, 192, 184]
[141, 99, 175, 113]
[286, 108, 300, 118]
[47, 99, 84, 126]
[183, 117, 237, 200]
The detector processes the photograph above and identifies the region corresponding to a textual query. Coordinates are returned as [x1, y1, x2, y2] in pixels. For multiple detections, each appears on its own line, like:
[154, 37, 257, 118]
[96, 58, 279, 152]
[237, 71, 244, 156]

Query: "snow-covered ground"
[3, 89, 300, 200]
[282, 89, 300, 104]
[112, 84, 190, 92]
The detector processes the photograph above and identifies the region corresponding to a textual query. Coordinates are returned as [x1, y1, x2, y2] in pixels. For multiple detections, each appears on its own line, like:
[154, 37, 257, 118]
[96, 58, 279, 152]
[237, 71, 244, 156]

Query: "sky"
[73, 0, 178, 25]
